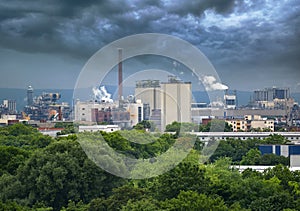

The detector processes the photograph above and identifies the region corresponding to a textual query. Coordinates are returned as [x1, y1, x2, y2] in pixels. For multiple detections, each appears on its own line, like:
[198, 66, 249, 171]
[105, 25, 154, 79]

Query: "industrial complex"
[0, 49, 300, 134]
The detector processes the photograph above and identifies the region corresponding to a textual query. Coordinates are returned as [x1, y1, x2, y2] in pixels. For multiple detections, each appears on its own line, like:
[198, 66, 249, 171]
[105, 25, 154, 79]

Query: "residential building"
[226, 119, 247, 132]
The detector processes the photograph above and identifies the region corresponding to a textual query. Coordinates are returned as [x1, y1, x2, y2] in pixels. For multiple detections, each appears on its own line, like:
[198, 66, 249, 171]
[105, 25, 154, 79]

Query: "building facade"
[226, 119, 247, 132]
[161, 77, 192, 131]
[3, 100, 16, 114]
[259, 144, 300, 157]
[78, 125, 120, 133]
[74, 101, 117, 122]
[135, 80, 161, 115]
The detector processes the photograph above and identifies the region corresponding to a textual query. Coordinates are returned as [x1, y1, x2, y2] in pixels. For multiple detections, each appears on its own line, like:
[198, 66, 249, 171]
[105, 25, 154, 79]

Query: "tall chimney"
[118, 48, 123, 102]
[58, 106, 62, 121]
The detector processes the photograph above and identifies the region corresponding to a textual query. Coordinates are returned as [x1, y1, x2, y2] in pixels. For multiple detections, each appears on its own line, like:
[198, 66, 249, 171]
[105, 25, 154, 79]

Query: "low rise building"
[74, 101, 117, 122]
[251, 119, 274, 131]
[226, 119, 247, 132]
[259, 144, 300, 157]
[79, 125, 120, 133]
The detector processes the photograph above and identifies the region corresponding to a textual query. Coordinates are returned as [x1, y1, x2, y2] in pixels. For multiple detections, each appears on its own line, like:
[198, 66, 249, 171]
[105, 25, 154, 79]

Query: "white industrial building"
[135, 77, 192, 131]
[74, 100, 117, 122]
[78, 125, 120, 133]
[126, 99, 143, 126]
[161, 78, 192, 131]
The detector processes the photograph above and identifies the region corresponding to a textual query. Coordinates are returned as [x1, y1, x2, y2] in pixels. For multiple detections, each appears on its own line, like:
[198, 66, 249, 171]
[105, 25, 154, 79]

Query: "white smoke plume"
[92, 86, 113, 103]
[202, 75, 228, 91]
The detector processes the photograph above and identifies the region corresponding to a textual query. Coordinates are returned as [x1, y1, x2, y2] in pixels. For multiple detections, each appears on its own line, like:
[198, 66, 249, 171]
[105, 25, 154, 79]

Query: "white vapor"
[202, 75, 228, 91]
[92, 86, 113, 103]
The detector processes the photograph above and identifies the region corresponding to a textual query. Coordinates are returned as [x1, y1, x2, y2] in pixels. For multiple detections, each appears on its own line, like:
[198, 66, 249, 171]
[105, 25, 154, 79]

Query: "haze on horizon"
[0, 0, 299, 92]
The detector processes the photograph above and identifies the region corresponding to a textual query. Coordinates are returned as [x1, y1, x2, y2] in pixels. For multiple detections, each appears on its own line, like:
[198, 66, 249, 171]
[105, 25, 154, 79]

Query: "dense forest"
[0, 123, 299, 210]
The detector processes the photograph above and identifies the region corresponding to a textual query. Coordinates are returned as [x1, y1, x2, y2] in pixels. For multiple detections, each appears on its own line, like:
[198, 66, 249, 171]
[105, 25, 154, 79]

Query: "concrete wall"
[161, 82, 191, 130]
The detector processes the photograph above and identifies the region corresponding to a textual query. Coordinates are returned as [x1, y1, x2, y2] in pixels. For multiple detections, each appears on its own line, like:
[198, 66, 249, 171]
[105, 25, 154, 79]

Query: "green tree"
[200, 120, 233, 132]
[263, 165, 294, 189]
[259, 154, 289, 166]
[151, 162, 209, 200]
[162, 191, 229, 211]
[0, 146, 30, 176]
[240, 149, 261, 165]
[249, 192, 295, 211]
[133, 120, 156, 132]
[7, 123, 38, 136]
[88, 185, 150, 210]
[165, 121, 199, 134]
[263, 134, 288, 144]
[1, 139, 125, 210]
[122, 197, 161, 211]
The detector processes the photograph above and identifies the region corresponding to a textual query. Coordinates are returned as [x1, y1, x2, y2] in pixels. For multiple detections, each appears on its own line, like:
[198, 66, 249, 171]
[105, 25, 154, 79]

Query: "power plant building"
[3, 99, 16, 114]
[134, 77, 192, 131]
[254, 87, 290, 101]
[161, 76, 192, 130]
[135, 80, 161, 113]
[253, 87, 291, 109]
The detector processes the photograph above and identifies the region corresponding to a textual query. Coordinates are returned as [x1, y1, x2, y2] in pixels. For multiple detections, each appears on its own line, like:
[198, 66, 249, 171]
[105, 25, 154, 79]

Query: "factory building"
[2, 99, 17, 114]
[161, 76, 192, 131]
[27, 85, 34, 106]
[253, 87, 291, 109]
[224, 90, 236, 109]
[259, 144, 300, 157]
[23, 86, 71, 121]
[126, 99, 144, 126]
[254, 87, 290, 101]
[135, 80, 161, 115]
[75, 99, 145, 128]
[134, 77, 192, 131]
[79, 125, 120, 133]
[74, 101, 116, 122]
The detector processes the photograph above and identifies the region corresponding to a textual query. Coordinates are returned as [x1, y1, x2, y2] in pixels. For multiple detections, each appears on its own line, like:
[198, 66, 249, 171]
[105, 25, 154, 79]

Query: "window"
[138, 107, 142, 122]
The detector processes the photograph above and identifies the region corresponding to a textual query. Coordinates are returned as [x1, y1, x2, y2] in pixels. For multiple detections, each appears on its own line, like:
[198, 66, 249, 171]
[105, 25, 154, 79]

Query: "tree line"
[0, 123, 299, 210]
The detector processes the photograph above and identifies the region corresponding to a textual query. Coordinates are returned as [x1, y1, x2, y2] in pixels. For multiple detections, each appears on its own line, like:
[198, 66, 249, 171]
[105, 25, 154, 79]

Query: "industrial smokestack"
[58, 106, 62, 121]
[118, 48, 123, 102]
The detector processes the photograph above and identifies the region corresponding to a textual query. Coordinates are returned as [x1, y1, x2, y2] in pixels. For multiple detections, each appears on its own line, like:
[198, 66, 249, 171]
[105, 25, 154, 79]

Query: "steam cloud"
[92, 86, 113, 103]
[202, 75, 228, 91]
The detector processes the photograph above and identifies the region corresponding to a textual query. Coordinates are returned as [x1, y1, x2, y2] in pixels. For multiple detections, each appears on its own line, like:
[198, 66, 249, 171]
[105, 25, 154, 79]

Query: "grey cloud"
[0, 0, 239, 58]
[0, 0, 299, 77]
[164, 0, 236, 16]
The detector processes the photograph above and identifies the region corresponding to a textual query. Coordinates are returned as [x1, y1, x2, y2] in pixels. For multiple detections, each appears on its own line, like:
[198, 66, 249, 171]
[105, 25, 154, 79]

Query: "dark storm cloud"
[0, 0, 135, 56]
[0, 0, 299, 85]
[0, 0, 239, 57]
[163, 0, 236, 16]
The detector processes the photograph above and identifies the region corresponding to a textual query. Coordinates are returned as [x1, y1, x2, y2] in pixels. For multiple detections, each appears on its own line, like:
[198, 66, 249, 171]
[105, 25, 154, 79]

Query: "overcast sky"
[0, 0, 299, 92]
